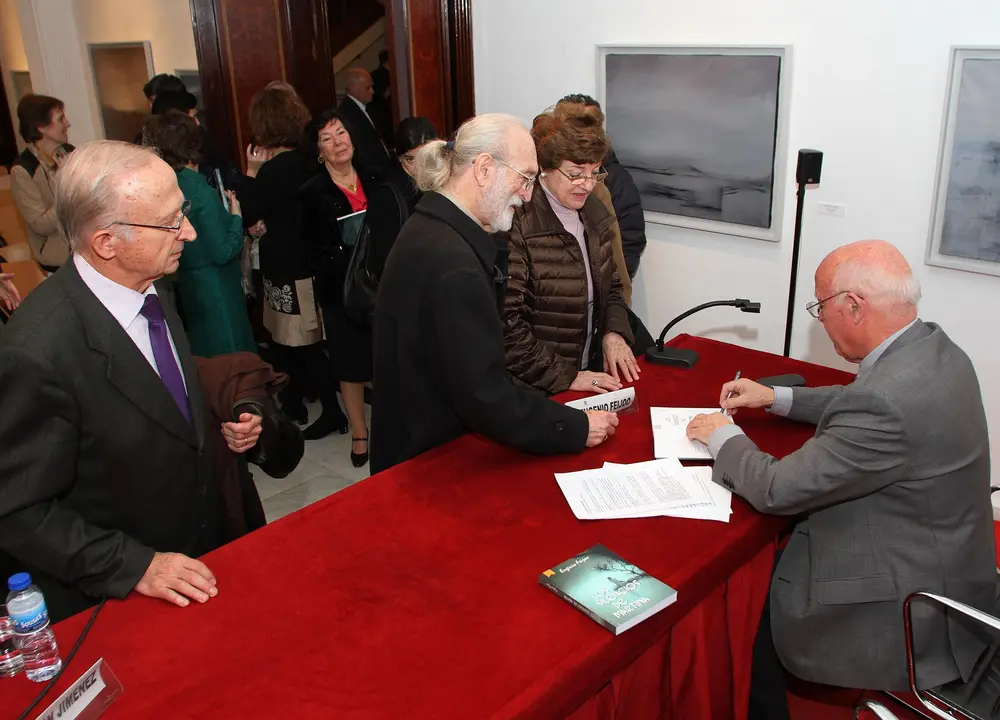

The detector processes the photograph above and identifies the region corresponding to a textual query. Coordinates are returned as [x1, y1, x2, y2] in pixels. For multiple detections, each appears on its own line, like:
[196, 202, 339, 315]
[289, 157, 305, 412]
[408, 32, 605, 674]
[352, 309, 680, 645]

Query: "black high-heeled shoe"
[302, 412, 349, 440]
[351, 437, 369, 468]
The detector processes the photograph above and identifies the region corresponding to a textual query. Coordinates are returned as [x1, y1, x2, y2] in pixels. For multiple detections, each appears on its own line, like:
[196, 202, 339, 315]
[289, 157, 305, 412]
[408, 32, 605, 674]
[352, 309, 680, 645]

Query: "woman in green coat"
[142, 111, 256, 357]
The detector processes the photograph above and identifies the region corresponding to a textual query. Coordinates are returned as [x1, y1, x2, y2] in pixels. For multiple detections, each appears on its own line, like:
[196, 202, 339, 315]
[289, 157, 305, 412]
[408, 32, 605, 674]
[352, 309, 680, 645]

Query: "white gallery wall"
[473, 0, 1000, 474]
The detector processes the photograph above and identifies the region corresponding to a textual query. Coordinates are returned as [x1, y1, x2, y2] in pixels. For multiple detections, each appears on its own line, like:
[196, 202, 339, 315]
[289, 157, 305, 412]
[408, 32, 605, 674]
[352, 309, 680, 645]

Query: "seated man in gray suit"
[687, 240, 995, 719]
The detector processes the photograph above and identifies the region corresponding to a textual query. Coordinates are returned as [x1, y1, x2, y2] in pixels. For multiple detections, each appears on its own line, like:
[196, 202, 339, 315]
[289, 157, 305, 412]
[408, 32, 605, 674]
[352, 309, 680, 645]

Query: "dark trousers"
[271, 342, 342, 419]
[749, 551, 791, 720]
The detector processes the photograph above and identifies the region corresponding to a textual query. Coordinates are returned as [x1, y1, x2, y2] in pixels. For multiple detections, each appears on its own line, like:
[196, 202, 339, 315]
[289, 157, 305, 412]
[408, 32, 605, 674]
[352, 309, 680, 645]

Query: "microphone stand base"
[644, 346, 699, 368]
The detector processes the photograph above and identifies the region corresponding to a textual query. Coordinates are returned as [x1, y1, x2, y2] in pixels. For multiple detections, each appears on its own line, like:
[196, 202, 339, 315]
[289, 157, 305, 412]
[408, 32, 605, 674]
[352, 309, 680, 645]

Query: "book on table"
[539, 544, 677, 635]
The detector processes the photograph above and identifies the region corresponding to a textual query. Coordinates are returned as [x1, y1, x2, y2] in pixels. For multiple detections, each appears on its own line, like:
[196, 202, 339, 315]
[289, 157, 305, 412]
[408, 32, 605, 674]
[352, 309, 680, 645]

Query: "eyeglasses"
[806, 290, 853, 319]
[550, 166, 608, 186]
[490, 155, 538, 192]
[109, 200, 192, 233]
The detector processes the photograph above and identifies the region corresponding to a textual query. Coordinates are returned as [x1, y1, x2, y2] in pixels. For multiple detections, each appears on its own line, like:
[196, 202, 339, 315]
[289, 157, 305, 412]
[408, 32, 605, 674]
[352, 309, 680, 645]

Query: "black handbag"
[342, 221, 378, 327]
[342, 182, 409, 327]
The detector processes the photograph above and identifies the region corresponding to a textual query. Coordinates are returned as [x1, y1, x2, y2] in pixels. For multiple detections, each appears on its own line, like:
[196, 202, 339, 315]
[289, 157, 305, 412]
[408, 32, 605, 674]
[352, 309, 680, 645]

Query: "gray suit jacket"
[715, 320, 996, 690]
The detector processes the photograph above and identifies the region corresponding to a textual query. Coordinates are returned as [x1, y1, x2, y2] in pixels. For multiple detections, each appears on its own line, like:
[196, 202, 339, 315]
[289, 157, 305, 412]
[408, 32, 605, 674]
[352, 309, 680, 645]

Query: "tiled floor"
[255, 401, 371, 523]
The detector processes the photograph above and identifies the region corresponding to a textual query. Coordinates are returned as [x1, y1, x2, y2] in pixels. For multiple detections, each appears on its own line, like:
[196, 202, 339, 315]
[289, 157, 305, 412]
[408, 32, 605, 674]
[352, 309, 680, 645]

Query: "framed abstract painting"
[597, 45, 791, 242]
[926, 47, 1000, 276]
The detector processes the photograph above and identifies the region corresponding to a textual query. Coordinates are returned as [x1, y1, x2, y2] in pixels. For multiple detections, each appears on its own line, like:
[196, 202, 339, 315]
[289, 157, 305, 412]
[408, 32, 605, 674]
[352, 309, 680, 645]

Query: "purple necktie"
[139, 294, 191, 423]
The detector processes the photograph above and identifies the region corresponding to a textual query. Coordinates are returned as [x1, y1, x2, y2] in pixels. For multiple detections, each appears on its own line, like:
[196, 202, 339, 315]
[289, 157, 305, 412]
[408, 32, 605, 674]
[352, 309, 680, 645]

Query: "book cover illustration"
[539, 544, 677, 635]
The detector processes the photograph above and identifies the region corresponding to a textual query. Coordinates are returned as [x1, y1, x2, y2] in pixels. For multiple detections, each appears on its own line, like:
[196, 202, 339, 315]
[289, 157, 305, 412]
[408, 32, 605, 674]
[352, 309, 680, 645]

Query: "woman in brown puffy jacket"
[504, 104, 639, 396]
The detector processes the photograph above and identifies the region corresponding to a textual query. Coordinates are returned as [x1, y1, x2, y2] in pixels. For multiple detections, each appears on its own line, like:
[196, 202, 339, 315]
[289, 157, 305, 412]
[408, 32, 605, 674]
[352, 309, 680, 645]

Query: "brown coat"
[504, 185, 633, 395]
[592, 183, 632, 306]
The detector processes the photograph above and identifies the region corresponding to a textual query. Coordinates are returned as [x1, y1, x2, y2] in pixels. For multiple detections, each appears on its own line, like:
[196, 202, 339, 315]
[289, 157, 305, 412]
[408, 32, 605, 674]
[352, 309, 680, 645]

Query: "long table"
[3, 334, 853, 719]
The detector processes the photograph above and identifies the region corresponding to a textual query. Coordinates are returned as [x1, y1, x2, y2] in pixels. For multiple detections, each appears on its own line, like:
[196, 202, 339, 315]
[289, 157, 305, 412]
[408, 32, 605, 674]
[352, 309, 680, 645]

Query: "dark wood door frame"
[388, 0, 474, 137]
[0, 58, 20, 169]
[188, 0, 475, 166]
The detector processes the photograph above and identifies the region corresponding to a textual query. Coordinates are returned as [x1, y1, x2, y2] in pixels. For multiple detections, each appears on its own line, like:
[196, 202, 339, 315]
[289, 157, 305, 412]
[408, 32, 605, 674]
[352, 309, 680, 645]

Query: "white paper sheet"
[602, 464, 733, 523]
[650, 407, 721, 460]
[565, 386, 635, 413]
[554, 458, 714, 520]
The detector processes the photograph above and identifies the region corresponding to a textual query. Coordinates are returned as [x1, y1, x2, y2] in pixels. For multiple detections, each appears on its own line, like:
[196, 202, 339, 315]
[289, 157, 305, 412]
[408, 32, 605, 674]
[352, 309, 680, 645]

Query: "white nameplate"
[565, 386, 635, 413]
[36, 658, 122, 720]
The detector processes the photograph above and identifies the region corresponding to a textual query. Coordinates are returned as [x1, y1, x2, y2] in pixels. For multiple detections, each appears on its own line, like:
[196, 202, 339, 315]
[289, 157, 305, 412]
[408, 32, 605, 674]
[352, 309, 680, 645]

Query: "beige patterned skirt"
[262, 276, 325, 347]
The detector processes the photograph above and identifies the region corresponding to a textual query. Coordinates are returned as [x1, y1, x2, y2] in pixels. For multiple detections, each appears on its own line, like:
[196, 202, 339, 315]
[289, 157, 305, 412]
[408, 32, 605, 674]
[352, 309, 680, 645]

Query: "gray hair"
[413, 113, 524, 193]
[832, 258, 922, 310]
[55, 141, 159, 250]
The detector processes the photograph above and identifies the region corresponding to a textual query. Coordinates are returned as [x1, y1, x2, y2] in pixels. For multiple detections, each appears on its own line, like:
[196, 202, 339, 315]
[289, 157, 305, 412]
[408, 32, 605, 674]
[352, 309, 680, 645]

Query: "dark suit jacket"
[0, 261, 222, 622]
[603, 148, 646, 278]
[714, 320, 996, 691]
[338, 96, 391, 181]
[371, 192, 590, 474]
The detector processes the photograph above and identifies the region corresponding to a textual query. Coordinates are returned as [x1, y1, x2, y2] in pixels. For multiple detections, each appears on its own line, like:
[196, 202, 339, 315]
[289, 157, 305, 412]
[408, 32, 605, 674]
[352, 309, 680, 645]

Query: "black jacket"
[604, 148, 647, 277]
[239, 148, 320, 284]
[371, 192, 590, 474]
[0, 262, 222, 622]
[367, 163, 420, 278]
[338, 97, 392, 182]
[299, 166, 379, 305]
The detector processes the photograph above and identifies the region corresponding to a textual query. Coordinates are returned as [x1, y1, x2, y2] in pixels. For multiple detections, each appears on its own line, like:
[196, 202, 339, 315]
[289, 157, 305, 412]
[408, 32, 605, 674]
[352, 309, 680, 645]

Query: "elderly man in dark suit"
[338, 67, 391, 180]
[0, 141, 262, 622]
[687, 240, 996, 719]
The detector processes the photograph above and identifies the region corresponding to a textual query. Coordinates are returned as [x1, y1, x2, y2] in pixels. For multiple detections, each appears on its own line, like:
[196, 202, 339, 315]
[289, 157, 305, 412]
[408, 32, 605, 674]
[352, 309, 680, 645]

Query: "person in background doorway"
[300, 110, 376, 462]
[369, 50, 394, 151]
[556, 94, 647, 279]
[338, 68, 391, 180]
[143, 74, 187, 109]
[10, 94, 74, 272]
[504, 104, 636, 396]
[367, 117, 438, 276]
[142, 112, 256, 358]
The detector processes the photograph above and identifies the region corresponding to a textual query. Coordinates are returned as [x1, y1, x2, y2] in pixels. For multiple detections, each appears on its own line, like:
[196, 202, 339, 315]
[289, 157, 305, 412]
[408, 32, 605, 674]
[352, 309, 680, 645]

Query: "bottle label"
[9, 600, 48, 633]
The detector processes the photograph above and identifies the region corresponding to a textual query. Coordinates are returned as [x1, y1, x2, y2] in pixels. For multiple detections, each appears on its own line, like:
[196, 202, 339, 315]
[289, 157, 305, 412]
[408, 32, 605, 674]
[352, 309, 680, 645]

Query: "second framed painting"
[597, 45, 792, 242]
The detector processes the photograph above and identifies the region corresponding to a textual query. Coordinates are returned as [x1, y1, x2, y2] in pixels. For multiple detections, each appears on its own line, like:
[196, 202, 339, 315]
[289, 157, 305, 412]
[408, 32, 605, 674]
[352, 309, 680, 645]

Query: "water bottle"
[6, 573, 62, 682]
[0, 612, 24, 677]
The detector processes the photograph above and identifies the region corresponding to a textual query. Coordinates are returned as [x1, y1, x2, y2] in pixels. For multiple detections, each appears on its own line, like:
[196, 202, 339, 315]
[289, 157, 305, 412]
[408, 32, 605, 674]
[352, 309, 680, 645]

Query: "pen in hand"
[723, 370, 742, 416]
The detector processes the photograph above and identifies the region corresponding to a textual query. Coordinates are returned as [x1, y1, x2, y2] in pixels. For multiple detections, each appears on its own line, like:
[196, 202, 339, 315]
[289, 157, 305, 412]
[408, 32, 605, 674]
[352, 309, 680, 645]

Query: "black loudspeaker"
[796, 149, 824, 185]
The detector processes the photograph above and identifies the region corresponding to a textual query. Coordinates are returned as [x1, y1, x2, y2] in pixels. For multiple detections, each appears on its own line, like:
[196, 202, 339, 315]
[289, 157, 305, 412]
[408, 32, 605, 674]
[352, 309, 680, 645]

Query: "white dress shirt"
[73, 253, 187, 392]
[707, 318, 919, 457]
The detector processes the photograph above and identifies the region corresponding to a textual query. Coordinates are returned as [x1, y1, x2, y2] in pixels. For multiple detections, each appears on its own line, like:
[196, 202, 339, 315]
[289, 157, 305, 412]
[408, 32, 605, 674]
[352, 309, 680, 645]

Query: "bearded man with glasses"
[0, 141, 263, 622]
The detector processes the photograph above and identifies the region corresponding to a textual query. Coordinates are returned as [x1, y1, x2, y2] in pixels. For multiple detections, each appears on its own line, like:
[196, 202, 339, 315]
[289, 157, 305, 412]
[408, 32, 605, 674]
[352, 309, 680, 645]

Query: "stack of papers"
[650, 407, 720, 460]
[554, 458, 733, 522]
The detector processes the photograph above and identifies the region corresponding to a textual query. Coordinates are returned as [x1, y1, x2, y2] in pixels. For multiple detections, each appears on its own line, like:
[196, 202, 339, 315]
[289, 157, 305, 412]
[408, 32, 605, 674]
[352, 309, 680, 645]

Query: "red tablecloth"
[3, 335, 853, 719]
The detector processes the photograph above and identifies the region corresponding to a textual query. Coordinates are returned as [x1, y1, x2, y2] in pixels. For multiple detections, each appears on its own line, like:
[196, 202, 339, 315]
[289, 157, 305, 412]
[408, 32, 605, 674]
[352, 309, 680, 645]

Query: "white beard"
[483, 178, 523, 232]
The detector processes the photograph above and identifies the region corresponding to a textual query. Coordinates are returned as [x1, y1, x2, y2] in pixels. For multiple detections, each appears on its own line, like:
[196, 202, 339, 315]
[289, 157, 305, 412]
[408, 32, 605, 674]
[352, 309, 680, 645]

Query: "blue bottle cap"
[7, 573, 31, 592]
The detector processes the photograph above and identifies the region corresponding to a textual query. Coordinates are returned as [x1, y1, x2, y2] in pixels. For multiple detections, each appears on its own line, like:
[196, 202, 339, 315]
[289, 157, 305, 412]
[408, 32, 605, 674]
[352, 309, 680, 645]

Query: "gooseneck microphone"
[645, 299, 761, 368]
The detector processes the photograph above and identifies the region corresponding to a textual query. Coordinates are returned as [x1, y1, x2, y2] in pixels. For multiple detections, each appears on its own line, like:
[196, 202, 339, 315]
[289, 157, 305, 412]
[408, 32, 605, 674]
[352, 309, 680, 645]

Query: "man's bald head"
[817, 240, 921, 314]
[813, 240, 920, 363]
[344, 68, 374, 104]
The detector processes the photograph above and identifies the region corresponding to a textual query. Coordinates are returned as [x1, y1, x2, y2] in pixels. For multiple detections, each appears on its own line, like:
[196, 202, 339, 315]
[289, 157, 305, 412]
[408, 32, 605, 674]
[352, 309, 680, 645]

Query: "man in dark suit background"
[687, 240, 996, 719]
[369, 50, 394, 153]
[0, 141, 262, 622]
[338, 67, 391, 180]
